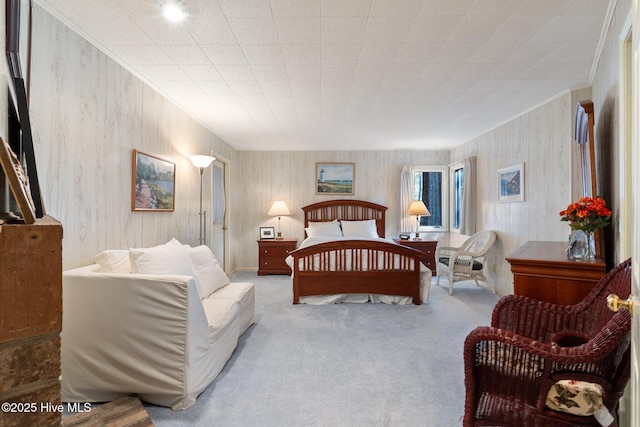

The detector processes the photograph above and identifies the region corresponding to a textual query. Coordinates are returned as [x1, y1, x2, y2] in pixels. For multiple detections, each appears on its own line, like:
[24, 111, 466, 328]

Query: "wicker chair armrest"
[435, 246, 460, 258]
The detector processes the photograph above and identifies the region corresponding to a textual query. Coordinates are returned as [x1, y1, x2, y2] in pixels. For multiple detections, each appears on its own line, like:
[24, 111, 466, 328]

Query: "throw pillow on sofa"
[129, 238, 205, 298]
[185, 245, 230, 298]
[94, 249, 131, 274]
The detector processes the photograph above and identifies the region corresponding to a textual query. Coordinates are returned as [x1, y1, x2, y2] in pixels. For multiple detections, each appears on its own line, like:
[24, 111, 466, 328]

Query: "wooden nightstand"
[394, 238, 437, 275]
[257, 238, 298, 275]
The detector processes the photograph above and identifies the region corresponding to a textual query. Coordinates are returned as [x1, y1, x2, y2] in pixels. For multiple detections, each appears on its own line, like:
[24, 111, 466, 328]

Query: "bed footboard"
[289, 240, 424, 305]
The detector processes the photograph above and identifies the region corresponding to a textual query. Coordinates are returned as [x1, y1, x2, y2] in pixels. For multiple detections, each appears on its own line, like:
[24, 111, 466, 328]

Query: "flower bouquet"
[559, 196, 611, 260]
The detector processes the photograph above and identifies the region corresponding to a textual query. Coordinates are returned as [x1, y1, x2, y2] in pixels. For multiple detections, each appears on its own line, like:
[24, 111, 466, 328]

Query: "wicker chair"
[435, 230, 496, 295]
[463, 258, 632, 427]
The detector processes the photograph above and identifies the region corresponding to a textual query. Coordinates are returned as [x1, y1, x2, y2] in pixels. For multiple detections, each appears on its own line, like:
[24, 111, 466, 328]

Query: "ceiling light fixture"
[162, 1, 188, 22]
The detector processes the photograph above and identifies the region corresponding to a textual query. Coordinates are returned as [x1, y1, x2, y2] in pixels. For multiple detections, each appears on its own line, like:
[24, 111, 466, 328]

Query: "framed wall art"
[497, 163, 524, 202]
[0, 137, 35, 223]
[316, 162, 355, 195]
[132, 150, 176, 212]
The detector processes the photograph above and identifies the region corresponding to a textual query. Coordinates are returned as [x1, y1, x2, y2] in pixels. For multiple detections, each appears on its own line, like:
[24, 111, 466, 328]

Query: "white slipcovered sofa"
[61, 238, 254, 410]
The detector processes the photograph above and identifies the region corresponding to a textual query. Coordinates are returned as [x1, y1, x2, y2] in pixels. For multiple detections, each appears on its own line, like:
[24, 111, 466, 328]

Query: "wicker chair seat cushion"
[438, 257, 483, 270]
[478, 341, 542, 378]
[545, 380, 613, 426]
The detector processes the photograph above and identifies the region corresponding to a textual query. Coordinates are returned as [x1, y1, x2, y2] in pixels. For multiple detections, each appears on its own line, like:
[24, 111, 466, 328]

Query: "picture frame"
[260, 226, 275, 239]
[497, 163, 524, 202]
[132, 150, 176, 212]
[0, 137, 36, 223]
[316, 162, 355, 195]
[5, 0, 44, 218]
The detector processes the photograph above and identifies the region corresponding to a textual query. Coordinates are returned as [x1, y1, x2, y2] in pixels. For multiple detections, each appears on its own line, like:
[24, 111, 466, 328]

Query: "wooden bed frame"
[290, 200, 424, 305]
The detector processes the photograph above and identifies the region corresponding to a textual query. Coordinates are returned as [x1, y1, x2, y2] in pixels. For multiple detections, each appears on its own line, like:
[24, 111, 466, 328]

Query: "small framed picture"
[260, 227, 275, 239]
[497, 163, 524, 202]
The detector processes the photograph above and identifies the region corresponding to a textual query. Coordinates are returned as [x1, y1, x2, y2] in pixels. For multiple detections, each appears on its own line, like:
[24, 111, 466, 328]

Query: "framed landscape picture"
[497, 163, 524, 202]
[316, 162, 355, 195]
[132, 150, 176, 212]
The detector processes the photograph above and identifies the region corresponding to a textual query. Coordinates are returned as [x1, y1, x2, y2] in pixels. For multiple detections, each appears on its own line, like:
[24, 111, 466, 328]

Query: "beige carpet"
[62, 397, 153, 427]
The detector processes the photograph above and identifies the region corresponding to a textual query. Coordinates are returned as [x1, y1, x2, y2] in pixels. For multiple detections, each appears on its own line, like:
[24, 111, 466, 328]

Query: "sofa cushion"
[129, 238, 204, 298]
[185, 245, 230, 298]
[201, 298, 239, 344]
[95, 250, 131, 273]
[209, 282, 255, 334]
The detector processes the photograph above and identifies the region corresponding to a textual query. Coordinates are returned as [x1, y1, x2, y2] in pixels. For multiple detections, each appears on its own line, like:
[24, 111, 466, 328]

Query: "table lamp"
[267, 201, 291, 240]
[407, 200, 430, 240]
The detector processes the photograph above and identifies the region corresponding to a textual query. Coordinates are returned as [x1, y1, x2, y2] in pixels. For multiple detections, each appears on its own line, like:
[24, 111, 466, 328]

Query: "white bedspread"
[285, 237, 432, 304]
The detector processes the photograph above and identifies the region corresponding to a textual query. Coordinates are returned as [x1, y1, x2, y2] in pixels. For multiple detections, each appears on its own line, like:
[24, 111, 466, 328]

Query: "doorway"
[210, 157, 229, 273]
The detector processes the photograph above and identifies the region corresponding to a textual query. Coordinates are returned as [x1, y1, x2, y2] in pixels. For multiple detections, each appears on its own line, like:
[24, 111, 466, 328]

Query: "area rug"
[62, 396, 153, 427]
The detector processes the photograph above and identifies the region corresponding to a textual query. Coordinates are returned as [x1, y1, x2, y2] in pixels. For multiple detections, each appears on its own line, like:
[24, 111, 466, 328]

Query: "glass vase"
[584, 231, 595, 261]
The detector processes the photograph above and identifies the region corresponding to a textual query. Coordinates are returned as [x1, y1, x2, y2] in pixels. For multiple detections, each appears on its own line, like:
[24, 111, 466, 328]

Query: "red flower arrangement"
[559, 196, 611, 233]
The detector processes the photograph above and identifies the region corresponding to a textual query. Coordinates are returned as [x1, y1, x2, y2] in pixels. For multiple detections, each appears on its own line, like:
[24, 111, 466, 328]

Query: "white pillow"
[94, 250, 131, 274]
[340, 219, 379, 238]
[305, 220, 343, 238]
[129, 238, 203, 298]
[185, 245, 230, 298]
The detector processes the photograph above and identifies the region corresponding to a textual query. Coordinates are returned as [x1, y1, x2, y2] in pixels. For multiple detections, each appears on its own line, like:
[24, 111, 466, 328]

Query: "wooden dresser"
[393, 238, 437, 275]
[506, 241, 606, 305]
[257, 238, 297, 275]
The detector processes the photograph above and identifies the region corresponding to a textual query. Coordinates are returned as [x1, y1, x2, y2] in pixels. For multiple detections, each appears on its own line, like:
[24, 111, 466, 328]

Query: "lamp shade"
[407, 200, 430, 216]
[268, 201, 291, 216]
[189, 154, 216, 169]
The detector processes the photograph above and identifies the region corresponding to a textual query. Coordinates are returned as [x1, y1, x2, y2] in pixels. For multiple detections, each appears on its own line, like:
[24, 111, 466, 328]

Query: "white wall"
[29, 4, 238, 270]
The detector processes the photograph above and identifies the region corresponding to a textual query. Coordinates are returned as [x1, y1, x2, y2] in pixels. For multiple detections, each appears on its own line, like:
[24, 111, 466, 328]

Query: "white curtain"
[460, 156, 476, 236]
[400, 165, 414, 232]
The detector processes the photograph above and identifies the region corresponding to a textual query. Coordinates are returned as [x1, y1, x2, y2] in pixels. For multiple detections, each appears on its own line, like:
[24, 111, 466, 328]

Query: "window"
[450, 165, 464, 231]
[413, 167, 447, 231]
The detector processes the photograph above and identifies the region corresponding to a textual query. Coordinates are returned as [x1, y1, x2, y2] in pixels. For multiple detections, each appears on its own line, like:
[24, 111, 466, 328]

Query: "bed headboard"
[302, 200, 388, 238]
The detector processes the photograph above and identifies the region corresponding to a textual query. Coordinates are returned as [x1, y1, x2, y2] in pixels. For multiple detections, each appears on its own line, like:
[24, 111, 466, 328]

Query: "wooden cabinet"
[257, 238, 297, 275]
[506, 241, 606, 305]
[394, 238, 437, 275]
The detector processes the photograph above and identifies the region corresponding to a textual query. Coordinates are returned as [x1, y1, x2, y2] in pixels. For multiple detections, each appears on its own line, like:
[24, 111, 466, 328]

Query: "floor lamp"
[190, 155, 216, 245]
[407, 200, 430, 240]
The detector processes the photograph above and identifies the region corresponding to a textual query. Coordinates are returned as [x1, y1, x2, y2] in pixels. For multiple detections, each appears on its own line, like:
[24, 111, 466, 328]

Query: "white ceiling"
[35, 0, 611, 151]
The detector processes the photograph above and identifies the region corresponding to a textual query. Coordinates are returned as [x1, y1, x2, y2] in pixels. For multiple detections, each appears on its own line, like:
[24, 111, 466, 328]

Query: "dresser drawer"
[260, 245, 294, 258]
